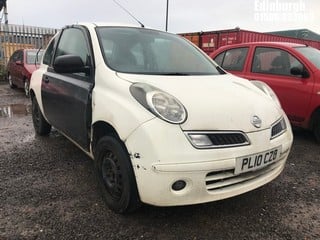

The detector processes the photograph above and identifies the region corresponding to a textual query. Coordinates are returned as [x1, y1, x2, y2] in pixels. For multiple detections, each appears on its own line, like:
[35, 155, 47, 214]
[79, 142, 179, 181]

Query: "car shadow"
[292, 127, 317, 144]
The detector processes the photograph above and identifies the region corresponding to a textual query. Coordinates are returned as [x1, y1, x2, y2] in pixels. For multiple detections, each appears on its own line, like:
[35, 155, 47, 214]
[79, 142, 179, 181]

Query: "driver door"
[41, 26, 94, 150]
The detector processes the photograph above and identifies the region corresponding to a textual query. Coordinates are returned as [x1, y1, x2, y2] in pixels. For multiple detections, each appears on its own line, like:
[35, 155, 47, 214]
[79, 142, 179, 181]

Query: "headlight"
[130, 83, 187, 124]
[251, 81, 281, 107]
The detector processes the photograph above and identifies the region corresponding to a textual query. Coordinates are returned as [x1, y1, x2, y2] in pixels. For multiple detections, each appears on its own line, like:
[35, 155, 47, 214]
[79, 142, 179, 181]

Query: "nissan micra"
[30, 23, 293, 213]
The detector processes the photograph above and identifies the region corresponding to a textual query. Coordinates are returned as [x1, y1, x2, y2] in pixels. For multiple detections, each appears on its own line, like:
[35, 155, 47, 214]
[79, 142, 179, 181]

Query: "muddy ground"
[0, 83, 319, 240]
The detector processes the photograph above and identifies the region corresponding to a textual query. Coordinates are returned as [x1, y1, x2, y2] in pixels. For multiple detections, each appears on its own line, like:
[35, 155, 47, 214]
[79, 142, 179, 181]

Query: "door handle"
[43, 76, 49, 83]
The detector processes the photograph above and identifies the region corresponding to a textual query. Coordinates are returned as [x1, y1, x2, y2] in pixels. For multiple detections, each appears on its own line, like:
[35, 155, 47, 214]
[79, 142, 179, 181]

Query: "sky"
[4, 0, 320, 34]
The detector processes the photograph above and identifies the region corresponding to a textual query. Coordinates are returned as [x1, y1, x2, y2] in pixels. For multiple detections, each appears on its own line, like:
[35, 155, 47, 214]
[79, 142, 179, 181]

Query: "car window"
[294, 46, 320, 69]
[55, 28, 90, 66]
[252, 47, 304, 76]
[131, 43, 145, 67]
[96, 27, 220, 75]
[53, 28, 91, 77]
[43, 38, 57, 65]
[10, 51, 19, 62]
[9, 52, 14, 62]
[26, 50, 44, 64]
[213, 52, 225, 66]
[215, 47, 248, 71]
[11, 50, 23, 62]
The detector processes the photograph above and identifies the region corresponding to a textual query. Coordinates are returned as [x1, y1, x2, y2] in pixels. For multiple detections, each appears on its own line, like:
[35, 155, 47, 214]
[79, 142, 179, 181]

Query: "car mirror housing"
[53, 55, 89, 74]
[290, 66, 309, 78]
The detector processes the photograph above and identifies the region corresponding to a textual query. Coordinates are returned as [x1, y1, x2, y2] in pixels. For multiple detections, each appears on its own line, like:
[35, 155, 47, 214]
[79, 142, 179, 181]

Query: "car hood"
[117, 73, 283, 132]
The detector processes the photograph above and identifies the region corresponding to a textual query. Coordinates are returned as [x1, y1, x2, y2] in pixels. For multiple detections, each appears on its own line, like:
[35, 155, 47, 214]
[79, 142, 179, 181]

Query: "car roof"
[219, 41, 307, 49]
[77, 22, 141, 29]
[209, 42, 309, 57]
[25, 49, 44, 51]
[12, 48, 41, 53]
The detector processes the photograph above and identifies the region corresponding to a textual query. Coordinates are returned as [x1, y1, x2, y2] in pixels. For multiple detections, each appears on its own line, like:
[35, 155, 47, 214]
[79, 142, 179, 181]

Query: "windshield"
[294, 46, 320, 69]
[26, 50, 44, 64]
[96, 27, 220, 75]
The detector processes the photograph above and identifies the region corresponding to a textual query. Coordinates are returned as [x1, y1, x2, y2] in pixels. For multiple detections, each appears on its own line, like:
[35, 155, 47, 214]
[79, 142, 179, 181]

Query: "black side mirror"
[290, 66, 309, 78]
[53, 55, 90, 74]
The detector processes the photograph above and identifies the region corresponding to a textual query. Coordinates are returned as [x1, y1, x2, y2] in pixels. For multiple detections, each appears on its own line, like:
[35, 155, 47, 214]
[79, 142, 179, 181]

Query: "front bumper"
[125, 117, 293, 207]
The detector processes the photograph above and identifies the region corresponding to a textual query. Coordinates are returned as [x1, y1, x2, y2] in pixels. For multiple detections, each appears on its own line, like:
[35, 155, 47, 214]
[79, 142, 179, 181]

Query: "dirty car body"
[7, 49, 44, 97]
[30, 23, 293, 213]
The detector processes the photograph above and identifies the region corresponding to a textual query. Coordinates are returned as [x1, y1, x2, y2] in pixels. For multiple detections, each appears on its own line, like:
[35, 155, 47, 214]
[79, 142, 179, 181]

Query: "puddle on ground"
[0, 104, 32, 118]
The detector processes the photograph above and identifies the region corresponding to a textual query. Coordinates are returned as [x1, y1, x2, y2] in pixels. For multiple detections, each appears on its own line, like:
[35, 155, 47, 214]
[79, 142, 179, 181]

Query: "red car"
[7, 49, 44, 97]
[210, 42, 320, 141]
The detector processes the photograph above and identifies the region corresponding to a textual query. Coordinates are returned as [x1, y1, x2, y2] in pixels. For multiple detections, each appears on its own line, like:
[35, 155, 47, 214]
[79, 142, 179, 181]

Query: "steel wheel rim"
[101, 151, 123, 200]
[24, 81, 29, 96]
[8, 75, 12, 86]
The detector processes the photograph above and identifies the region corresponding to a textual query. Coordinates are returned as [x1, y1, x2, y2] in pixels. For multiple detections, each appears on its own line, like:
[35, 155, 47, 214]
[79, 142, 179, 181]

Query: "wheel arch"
[23, 76, 31, 84]
[29, 89, 35, 99]
[92, 121, 121, 154]
[309, 107, 320, 130]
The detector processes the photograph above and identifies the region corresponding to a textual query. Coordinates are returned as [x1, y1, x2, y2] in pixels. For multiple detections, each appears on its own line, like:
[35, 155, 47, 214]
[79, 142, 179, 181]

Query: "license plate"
[235, 146, 281, 174]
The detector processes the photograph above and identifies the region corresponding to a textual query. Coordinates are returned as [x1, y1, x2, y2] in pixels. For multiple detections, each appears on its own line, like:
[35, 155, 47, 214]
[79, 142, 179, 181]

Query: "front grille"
[207, 133, 248, 146]
[271, 118, 287, 139]
[205, 159, 284, 192]
[185, 131, 250, 149]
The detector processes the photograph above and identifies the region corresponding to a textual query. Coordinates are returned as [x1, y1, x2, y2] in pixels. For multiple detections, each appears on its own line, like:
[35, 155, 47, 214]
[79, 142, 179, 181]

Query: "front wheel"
[24, 80, 30, 98]
[94, 135, 140, 213]
[8, 73, 16, 88]
[314, 122, 320, 143]
[32, 96, 52, 136]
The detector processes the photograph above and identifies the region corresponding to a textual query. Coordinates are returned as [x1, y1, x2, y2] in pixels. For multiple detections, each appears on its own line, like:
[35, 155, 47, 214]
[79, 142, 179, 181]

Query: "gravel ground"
[0, 83, 319, 240]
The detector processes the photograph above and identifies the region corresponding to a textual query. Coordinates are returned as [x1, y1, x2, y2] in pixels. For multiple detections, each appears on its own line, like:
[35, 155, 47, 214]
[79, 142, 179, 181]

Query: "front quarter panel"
[30, 65, 47, 114]
[92, 66, 155, 142]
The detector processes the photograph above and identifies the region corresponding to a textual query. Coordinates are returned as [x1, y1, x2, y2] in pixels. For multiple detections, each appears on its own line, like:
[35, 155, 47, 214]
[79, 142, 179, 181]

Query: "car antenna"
[112, 0, 145, 28]
[35, 46, 42, 68]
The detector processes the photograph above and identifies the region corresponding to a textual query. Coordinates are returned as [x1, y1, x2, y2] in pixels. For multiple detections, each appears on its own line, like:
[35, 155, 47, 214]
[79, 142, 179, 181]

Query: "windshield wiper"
[216, 66, 226, 74]
[160, 72, 191, 76]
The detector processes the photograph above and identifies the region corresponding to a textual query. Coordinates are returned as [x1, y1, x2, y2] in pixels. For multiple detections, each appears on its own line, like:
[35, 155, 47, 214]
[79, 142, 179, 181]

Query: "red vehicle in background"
[179, 28, 320, 55]
[7, 49, 44, 97]
[210, 42, 320, 141]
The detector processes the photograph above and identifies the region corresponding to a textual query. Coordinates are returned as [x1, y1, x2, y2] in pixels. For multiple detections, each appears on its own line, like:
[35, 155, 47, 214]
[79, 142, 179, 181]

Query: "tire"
[313, 115, 320, 143]
[24, 80, 30, 98]
[8, 73, 16, 89]
[94, 135, 140, 213]
[32, 97, 51, 136]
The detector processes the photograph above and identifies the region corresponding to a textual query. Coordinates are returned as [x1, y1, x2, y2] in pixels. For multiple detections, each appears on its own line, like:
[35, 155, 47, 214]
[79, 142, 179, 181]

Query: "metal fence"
[0, 23, 58, 80]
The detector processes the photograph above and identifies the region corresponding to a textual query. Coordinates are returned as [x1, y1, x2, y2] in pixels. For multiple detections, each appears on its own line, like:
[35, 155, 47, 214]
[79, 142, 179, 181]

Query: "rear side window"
[11, 50, 23, 62]
[252, 47, 304, 76]
[214, 47, 248, 71]
[18, 51, 23, 62]
[9, 50, 20, 62]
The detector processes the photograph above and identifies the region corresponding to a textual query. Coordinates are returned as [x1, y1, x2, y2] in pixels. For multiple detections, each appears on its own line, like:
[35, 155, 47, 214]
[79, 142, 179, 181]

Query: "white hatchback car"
[30, 23, 293, 213]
